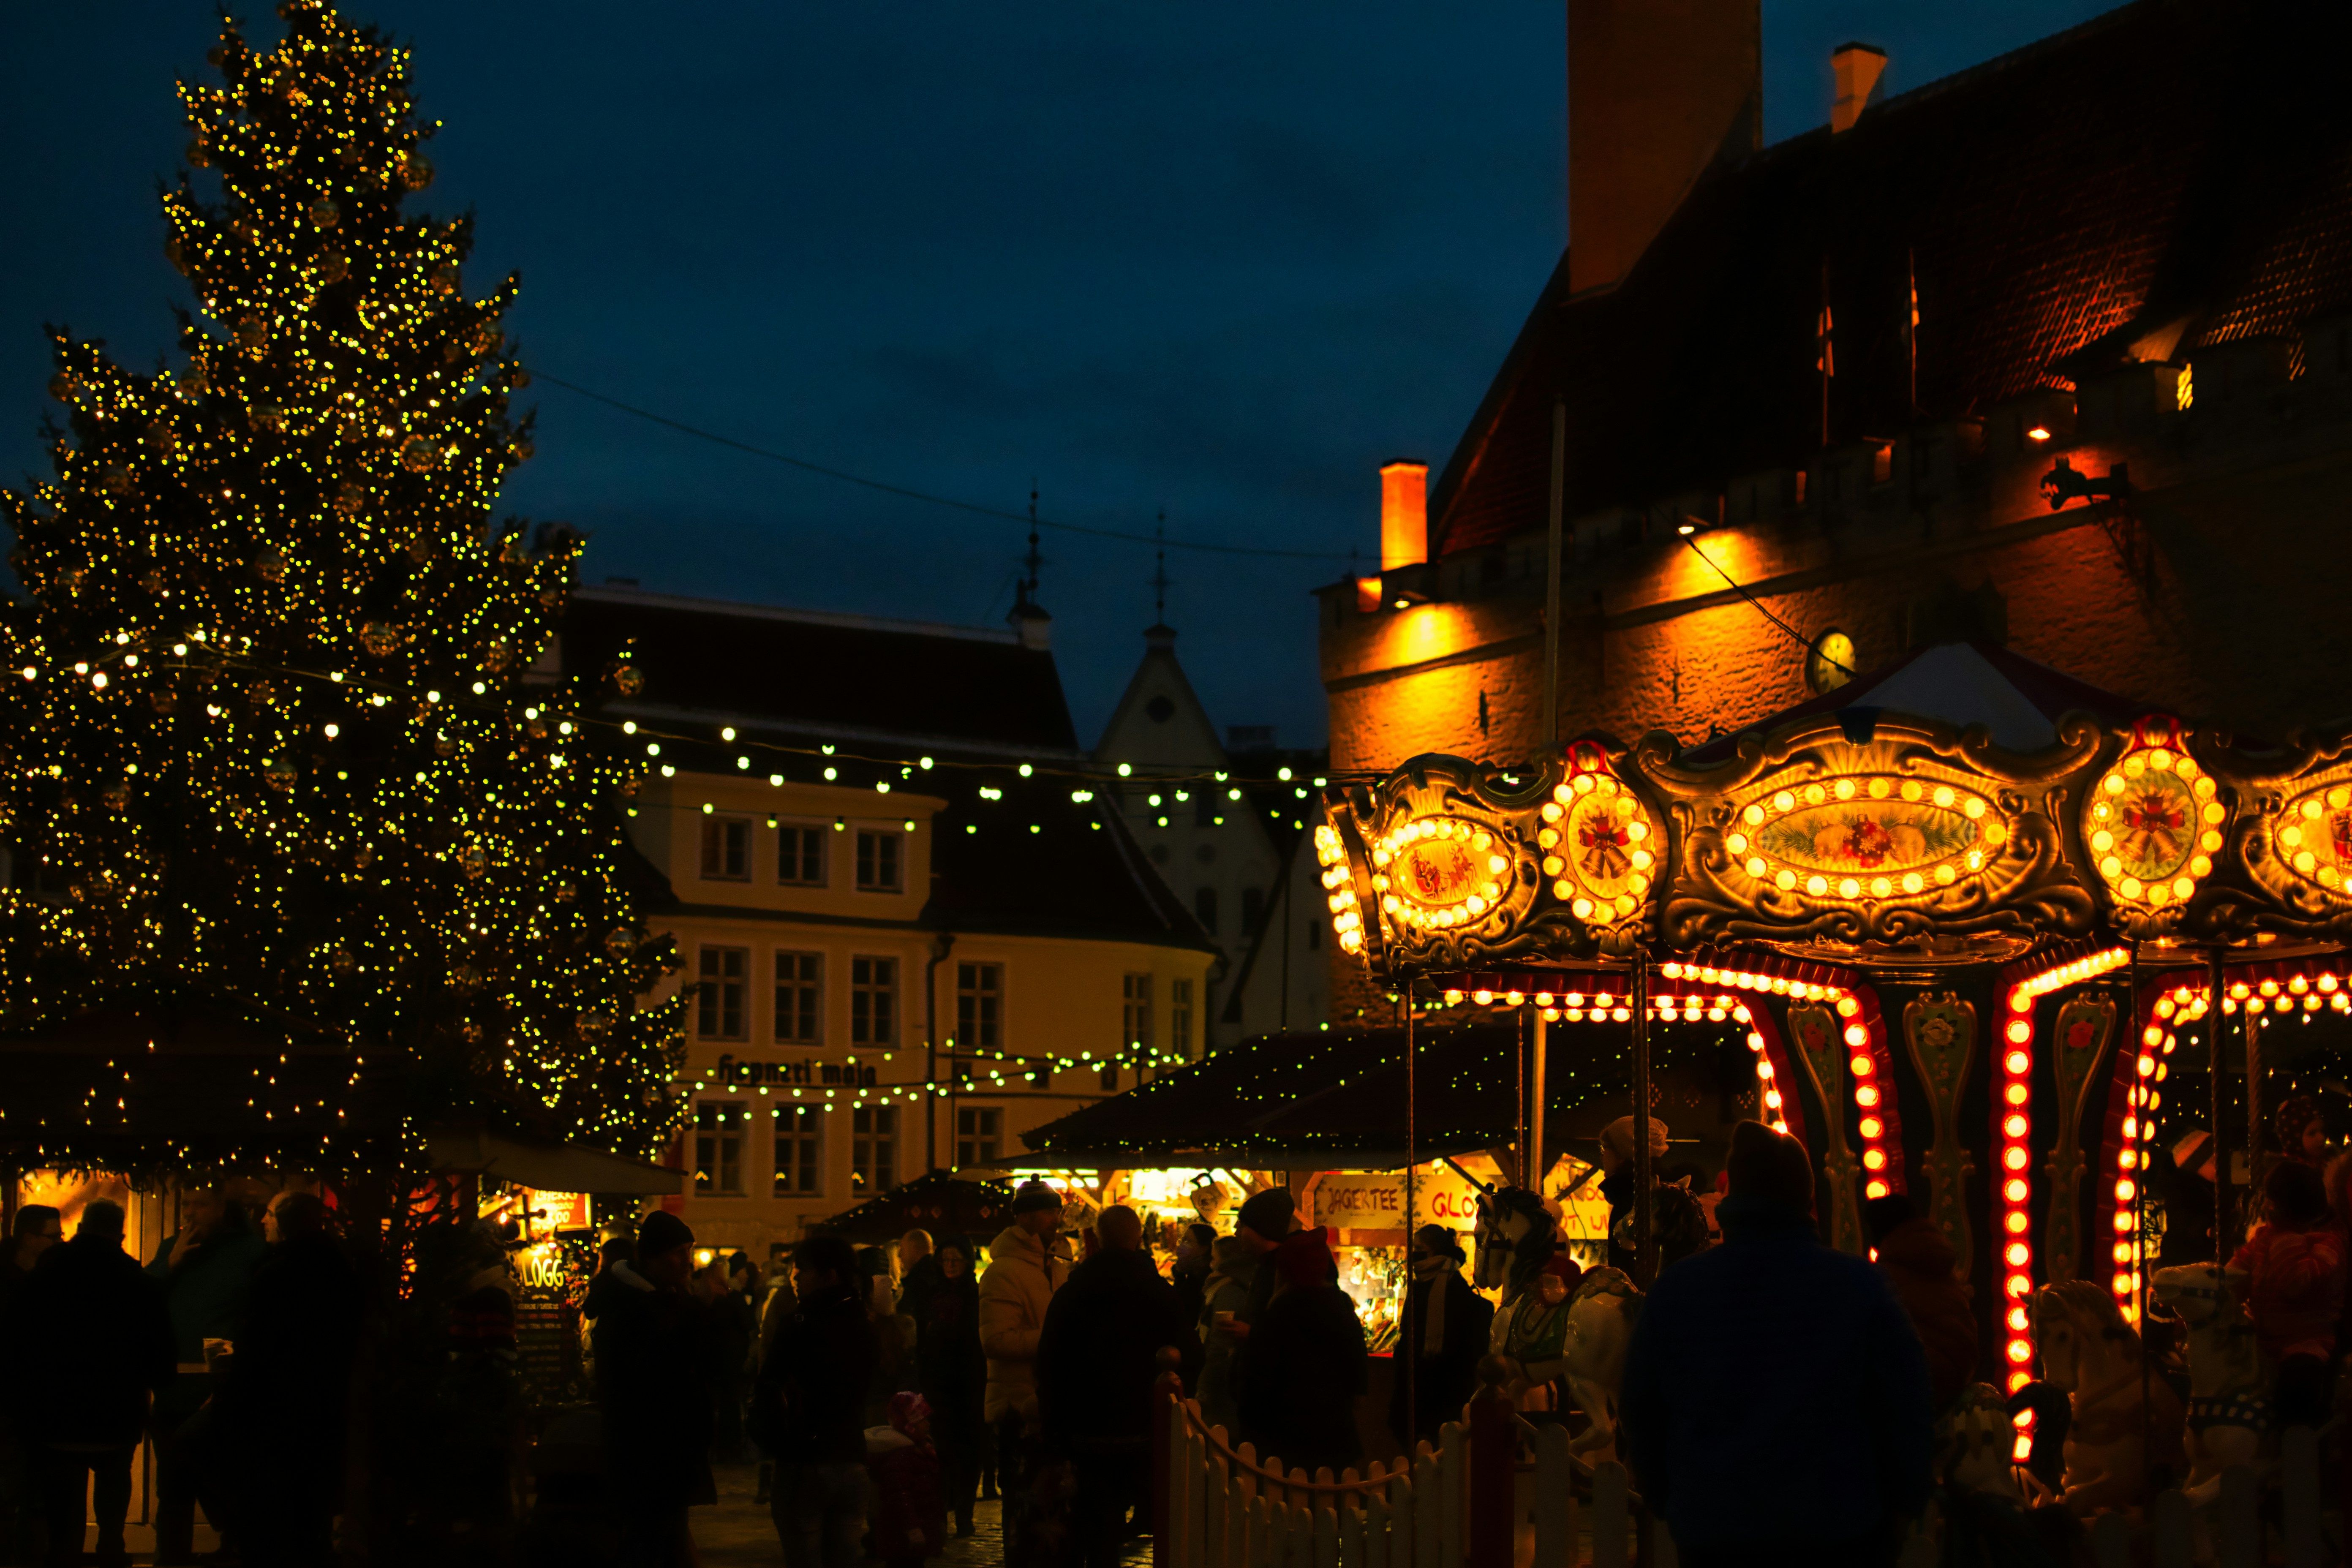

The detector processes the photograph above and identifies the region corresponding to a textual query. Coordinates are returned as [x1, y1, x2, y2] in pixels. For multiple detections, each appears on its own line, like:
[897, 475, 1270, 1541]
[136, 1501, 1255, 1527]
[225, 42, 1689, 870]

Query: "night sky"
[2, 2, 2117, 751]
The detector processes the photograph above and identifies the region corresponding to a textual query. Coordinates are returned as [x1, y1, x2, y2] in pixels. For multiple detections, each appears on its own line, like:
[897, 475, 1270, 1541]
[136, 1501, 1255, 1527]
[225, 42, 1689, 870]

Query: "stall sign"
[1315, 1168, 1479, 1231]
[527, 1190, 593, 1232]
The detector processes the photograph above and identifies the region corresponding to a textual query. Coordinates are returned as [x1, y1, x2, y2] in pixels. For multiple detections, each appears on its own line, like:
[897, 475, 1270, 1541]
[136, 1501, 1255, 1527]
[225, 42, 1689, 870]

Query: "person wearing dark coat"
[1389, 1224, 1495, 1451]
[1863, 1195, 1979, 1416]
[2, 1200, 174, 1568]
[1035, 1206, 1200, 1568]
[754, 1233, 878, 1568]
[207, 1191, 363, 1568]
[597, 1210, 715, 1567]
[1621, 1122, 1933, 1568]
[1233, 1226, 1368, 1479]
[146, 1187, 266, 1565]
[910, 1235, 986, 1537]
[0, 1205, 64, 1567]
[1168, 1223, 1215, 1358]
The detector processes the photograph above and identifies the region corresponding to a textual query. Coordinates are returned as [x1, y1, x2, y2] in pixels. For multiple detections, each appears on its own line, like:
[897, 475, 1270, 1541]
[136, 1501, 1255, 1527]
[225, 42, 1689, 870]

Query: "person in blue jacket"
[1620, 1120, 1933, 1567]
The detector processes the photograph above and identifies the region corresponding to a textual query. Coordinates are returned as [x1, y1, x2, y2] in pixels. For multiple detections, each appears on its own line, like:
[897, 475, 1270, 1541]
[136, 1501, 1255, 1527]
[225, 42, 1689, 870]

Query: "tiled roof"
[1435, 0, 2352, 558]
[569, 591, 1211, 954]
[564, 588, 1079, 757]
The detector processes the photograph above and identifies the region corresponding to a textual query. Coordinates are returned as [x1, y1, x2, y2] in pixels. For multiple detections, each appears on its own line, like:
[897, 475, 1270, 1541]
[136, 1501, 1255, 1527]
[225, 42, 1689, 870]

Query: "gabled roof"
[569, 589, 1213, 955]
[565, 588, 1079, 758]
[1093, 626, 1228, 772]
[1435, 0, 2352, 558]
[1680, 640, 2151, 760]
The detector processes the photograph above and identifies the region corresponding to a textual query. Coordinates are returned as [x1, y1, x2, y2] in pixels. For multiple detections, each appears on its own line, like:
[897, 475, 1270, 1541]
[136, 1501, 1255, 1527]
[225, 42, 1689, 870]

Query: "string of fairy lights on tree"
[0, 0, 688, 1166]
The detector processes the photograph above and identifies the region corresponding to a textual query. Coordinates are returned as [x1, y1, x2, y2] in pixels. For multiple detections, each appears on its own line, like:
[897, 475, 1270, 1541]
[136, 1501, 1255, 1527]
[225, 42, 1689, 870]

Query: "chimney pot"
[1831, 43, 1887, 133]
[1379, 460, 1429, 571]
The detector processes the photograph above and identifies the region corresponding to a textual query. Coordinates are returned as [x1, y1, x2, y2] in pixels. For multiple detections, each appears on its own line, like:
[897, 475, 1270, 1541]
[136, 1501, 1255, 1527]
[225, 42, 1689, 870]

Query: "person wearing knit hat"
[1390, 1224, 1493, 1451]
[977, 1179, 1070, 1561]
[1232, 1227, 1367, 1478]
[598, 1209, 716, 1564]
[1195, 1186, 1297, 1436]
[866, 1390, 946, 1568]
[1621, 1123, 1930, 1564]
[1598, 1114, 1671, 1275]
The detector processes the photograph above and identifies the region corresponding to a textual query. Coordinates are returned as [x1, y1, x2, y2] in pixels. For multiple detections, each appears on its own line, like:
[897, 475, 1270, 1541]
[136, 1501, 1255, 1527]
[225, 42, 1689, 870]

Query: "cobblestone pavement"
[696, 1460, 1151, 1566]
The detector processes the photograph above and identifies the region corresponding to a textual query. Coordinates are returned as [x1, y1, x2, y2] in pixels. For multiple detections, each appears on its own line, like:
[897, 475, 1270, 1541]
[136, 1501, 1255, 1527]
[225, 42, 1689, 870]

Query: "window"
[777, 823, 826, 886]
[1242, 886, 1265, 935]
[697, 946, 749, 1040]
[700, 817, 751, 881]
[956, 1106, 1001, 1167]
[855, 830, 904, 892]
[694, 1101, 747, 1195]
[1194, 887, 1218, 934]
[773, 1106, 821, 1196]
[958, 962, 1003, 1052]
[1123, 973, 1153, 1054]
[852, 956, 898, 1045]
[1171, 978, 1193, 1060]
[774, 951, 822, 1045]
[853, 1106, 898, 1191]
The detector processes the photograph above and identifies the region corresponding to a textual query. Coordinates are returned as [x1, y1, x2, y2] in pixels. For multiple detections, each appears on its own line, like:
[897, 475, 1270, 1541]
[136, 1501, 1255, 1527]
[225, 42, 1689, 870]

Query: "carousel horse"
[1543, 1185, 1712, 1465]
[2150, 1260, 2268, 1505]
[1473, 1184, 1556, 1299]
[1938, 1383, 2026, 1501]
[2031, 1280, 2186, 1517]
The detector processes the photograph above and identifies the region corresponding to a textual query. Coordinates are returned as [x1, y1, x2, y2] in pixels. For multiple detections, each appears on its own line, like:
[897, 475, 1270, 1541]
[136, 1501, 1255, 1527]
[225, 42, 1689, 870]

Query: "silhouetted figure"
[0, 1205, 64, 1565]
[596, 1211, 713, 1566]
[1168, 1223, 1215, 1353]
[147, 1186, 264, 1565]
[212, 1191, 362, 1568]
[980, 1181, 1071, 1563]
[1622, 1122, 1932, 1567]
[910, 1235, 985, 1537]
[1233, 1227, 1367, 1478]
[3, 1200, 174, 1568]
[1864, 1195, 1978, 1416]
[1037, 1205, 1199, 1568]
[755, 1233, 876, 1568]
[1390, 1224, 1494, 1450]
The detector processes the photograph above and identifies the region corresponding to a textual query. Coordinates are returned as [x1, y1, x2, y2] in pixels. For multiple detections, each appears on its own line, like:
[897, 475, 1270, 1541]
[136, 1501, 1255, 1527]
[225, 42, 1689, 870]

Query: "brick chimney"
[1568, 0, 1762, 298]
[1379, 460, 1428, 570]
[1831, 43, 1887, 133]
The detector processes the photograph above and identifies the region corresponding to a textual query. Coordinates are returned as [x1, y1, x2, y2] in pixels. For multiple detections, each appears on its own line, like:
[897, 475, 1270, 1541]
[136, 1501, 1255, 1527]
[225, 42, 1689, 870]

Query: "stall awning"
[822, 1171, 1013, 1244]
[427, 1127, 684, 1196]
[1021, 1018, 1729, 1170]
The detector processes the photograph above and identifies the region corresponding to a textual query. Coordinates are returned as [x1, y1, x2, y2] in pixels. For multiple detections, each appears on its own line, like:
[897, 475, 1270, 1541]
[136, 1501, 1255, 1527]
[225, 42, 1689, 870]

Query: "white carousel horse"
[2149, 1260, 2268, 1505]
[1938, 1383, 2027, 1503]
[2031, 1280, 2186, 1517]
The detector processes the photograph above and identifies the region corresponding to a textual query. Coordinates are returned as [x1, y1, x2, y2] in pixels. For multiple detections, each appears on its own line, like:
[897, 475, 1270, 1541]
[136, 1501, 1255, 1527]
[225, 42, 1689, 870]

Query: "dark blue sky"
[2, 2, 2115, 749]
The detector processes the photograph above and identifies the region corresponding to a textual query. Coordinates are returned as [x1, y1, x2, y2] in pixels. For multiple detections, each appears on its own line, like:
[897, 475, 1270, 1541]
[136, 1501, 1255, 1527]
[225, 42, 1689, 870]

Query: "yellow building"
[564, 587, 1215, 1260]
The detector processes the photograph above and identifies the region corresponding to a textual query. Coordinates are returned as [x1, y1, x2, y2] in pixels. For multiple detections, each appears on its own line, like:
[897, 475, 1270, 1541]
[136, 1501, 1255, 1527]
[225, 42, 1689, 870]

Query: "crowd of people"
[0, 1187, 361, 1568]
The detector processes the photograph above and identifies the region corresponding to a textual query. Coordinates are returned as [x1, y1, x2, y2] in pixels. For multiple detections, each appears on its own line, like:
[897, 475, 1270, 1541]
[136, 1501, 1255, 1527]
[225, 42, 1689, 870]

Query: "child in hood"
[868, 1391, 948, 1567]
[2233, 1157, 2346, 1428]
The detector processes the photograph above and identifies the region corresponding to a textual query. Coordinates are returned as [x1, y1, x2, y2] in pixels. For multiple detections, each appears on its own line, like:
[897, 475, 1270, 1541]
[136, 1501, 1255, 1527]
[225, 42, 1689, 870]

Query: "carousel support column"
[1529, 1008, 1548, 1194]
[2207, 947, 2228, 1257]
[1541, 396, 1565, 747]
[1631, 961, 1652, 1288]
[2246, 1005, 2262, 1221]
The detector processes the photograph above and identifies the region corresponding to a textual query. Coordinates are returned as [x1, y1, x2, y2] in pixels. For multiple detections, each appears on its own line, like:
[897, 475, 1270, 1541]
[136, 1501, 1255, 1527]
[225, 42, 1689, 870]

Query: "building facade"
[1095, 623, 1329, 1049]
[566, 588, 1214, 1257]
[1320, 0, 2352, 1016]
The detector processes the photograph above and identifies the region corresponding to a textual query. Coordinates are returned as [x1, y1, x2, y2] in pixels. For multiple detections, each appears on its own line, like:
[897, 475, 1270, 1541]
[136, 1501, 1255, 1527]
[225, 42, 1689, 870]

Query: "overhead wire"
[527, 369, 1359, 563]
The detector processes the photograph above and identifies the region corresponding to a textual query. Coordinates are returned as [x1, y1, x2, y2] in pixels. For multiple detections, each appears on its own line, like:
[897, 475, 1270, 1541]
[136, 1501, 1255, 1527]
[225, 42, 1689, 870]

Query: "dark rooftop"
[1434, 0, 2352, 558]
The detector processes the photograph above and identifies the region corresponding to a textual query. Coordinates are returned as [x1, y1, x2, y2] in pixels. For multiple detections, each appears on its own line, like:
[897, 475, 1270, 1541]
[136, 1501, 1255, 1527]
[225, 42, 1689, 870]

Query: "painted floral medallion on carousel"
[1726, 777, 2000, 901]
[2084, 745, 2221, 908]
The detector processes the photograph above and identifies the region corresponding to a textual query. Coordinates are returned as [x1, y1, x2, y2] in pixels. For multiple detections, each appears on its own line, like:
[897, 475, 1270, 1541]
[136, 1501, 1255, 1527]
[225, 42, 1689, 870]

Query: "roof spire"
[1151, 510, 1171, 627]
[1009, 481, 1052, 650]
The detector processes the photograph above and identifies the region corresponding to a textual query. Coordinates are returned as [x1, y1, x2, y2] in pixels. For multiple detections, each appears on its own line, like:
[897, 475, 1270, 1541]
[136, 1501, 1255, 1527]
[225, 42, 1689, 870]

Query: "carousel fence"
[1152, 1352, 2340, 1567]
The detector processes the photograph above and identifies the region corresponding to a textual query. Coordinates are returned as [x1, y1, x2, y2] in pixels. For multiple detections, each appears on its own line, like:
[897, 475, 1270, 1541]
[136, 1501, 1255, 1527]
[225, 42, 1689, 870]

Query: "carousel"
[1312, 643, 2352, 1478]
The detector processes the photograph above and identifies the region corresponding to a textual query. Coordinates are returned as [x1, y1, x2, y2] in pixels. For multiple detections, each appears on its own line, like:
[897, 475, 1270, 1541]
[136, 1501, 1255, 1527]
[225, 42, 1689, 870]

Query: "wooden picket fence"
[1151, 1356, 2341, 1568]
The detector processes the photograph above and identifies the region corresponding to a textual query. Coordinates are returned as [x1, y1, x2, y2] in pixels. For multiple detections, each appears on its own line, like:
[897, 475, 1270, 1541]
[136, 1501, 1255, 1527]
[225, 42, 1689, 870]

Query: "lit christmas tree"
[0, 0, 688, 1162]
